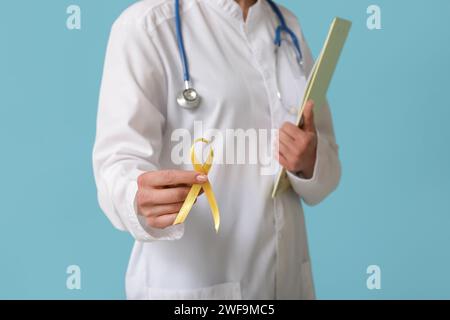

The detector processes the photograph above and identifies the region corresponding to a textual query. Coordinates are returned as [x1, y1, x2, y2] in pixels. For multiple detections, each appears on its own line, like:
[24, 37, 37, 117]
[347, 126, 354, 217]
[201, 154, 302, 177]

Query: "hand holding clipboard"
[272, 17, 352, 198]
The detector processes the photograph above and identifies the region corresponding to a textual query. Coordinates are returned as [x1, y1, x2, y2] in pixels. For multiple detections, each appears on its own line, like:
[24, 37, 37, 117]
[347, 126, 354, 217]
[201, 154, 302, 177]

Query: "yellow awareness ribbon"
[173, 138, 220, 232]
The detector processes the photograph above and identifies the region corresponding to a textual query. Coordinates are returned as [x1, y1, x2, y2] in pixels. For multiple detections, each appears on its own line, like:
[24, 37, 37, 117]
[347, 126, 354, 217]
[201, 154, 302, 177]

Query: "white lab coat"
[93, 0, 340, 300]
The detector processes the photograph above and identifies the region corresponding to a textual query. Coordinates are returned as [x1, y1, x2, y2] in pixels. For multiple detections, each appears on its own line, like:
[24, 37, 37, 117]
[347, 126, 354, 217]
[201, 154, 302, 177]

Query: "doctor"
[93, 0, 340, 299]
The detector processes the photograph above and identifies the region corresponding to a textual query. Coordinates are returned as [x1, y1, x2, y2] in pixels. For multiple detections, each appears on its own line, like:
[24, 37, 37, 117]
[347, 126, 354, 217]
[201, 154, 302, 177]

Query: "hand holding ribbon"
[173, 138, 220, 232]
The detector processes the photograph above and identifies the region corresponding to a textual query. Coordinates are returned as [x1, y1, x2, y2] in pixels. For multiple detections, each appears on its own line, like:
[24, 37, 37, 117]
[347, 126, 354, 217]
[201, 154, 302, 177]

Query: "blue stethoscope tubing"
[266, 0, 303, 64]
[175, 0, 304, 109]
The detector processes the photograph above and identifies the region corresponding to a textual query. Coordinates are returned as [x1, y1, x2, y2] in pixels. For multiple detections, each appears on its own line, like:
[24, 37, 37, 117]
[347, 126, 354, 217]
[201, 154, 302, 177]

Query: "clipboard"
[271, 17, 352, 198]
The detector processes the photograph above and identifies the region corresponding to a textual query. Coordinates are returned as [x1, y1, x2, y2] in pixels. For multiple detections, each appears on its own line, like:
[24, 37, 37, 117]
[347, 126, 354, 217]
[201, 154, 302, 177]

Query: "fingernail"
[196, 175, 208, 183]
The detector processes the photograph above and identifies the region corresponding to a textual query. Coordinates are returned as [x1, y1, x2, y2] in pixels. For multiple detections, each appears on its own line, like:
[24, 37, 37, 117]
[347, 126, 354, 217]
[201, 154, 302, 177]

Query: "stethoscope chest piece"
[177, 86, 201, 109]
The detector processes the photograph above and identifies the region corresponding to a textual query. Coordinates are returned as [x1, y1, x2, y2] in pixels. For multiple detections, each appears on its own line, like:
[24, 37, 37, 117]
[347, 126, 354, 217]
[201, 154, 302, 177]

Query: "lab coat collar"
[208, 0, 264, 24]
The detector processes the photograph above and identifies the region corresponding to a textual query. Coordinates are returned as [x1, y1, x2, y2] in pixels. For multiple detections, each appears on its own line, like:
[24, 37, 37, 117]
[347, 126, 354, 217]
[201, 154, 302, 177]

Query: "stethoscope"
[175, 0, 304, 109]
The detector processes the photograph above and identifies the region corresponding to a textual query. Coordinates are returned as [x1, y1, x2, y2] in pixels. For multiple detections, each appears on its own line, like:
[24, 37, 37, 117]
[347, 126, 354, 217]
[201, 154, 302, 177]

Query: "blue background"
[1, 0, 449, 299]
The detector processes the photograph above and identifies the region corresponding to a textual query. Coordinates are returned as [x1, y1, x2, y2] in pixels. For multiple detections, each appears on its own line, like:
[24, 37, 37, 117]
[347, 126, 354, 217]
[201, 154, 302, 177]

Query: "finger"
[168, 184, 204, 196]
[278, 134, 293, 158]
[278, 138, 297, 163]
[280, 122, 303, 141]
[139, 170, 208, 188]
[278, 129, 295, 146]
[147, 213, 178, 229]
[277, 151, 293, 171]
[145, 202, 184, 217]
[140, 186, 191, 205]
[302, 100, 316, 132]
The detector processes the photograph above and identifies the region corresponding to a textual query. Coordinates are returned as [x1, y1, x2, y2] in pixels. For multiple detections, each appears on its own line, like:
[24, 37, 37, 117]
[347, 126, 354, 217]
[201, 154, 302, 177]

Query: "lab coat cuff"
[124, 176, 185, 242]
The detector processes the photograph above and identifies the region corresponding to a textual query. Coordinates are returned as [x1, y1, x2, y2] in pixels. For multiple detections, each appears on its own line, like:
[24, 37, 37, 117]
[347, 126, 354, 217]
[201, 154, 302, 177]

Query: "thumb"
[302, 100, 316, 132]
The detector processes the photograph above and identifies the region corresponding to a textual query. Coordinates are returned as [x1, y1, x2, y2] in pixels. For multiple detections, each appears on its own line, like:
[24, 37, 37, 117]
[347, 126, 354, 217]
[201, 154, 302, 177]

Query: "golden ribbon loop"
[173, 138, 220, 232]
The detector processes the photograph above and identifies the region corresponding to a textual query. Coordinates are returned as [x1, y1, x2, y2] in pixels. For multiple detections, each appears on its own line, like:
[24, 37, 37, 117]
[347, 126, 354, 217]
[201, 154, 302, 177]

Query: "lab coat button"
[289, 106, 297, 115]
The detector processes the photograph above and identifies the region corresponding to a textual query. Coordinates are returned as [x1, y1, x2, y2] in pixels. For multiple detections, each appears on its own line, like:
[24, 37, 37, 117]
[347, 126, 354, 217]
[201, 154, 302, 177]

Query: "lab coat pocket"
[300, 261, 316, 300]
[147, 282, 242, 300]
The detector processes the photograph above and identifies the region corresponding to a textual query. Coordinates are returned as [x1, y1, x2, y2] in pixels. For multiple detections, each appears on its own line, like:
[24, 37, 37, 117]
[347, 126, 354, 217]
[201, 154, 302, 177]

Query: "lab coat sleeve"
[92, 18, 184, 242]
[284, 13, 342, 206]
